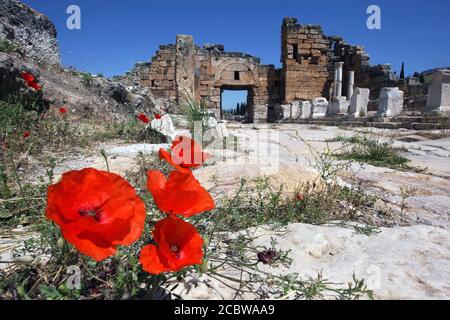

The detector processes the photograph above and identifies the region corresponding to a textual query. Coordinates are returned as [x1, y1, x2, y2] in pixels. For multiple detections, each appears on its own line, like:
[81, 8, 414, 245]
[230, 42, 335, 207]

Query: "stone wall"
[147, 45, 176, 100]
[281, 18, 330, 103]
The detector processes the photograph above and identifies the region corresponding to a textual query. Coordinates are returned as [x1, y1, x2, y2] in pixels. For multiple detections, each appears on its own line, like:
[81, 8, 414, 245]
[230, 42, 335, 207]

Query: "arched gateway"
[133, 17, 401, 123]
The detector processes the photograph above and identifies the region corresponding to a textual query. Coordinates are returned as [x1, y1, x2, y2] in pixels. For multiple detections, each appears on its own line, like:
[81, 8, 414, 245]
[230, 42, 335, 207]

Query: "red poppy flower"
[159, 136, 210, 172]
[59, 107, 68, 114]
[20, 72, 42, 91]
[137, 114, 150, 124]
[139, 216, 204, 275]
[21, 72, 35, 83]
[45, 168, 146, 261]
[147, 169, 215, 218]
[27, 81, 42, 92]
[22, 131, 30, 139]
[155, 114, 162, 120]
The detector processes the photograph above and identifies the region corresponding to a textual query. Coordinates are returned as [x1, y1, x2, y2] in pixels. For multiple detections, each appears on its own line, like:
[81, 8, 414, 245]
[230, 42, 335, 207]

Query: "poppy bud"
[203, 235, 210, 247]
[57, 237, 65, 248]
[58, 284, 69, 295]
[199, 259, 209, 274]
[11, 256, 34, 264]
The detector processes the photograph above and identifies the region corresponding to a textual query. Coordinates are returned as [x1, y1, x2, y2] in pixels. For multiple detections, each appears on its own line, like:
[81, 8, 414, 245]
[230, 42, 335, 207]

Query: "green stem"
[7, 147, 24, 198]
[100, 150, 110, 172]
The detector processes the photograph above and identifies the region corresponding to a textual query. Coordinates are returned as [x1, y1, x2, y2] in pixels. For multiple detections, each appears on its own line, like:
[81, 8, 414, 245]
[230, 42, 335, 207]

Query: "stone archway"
[212, 58, 260, 121]
[213, 58, 259, 85]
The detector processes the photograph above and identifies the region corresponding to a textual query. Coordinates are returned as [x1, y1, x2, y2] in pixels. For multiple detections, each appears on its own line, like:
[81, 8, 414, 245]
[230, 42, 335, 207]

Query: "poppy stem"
[7, 146, 25, 198]
[100, 150, 110, 172]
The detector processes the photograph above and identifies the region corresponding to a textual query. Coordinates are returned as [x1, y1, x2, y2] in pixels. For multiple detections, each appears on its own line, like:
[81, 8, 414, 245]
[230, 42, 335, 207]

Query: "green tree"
[400, 62, 405, 80]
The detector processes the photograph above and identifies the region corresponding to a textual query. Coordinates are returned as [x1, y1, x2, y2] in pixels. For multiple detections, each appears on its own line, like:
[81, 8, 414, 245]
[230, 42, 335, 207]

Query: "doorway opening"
[220, 89, 250, 121]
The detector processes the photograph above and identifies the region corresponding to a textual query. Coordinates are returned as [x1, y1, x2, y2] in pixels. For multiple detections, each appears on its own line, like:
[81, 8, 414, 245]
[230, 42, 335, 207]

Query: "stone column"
[333, 67, 339, 98]
[175, 34, 195, 104]
[334, 62, 344, 98]
[348, 71, 355, 100]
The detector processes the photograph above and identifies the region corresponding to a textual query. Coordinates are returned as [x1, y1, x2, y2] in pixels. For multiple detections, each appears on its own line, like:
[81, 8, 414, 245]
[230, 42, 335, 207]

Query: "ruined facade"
[129, 17, 403, 122]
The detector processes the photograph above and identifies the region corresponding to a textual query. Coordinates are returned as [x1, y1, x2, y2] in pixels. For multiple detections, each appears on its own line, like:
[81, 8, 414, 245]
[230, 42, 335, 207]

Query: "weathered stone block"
[281, 104, 291, 119]
[291, 101, 301, 119]
[330, 96, 350, 115]
[377, 87, 404, 117]
[349, 88, 370, 118]
[426, 70, 450, 114]
[311, 97, 328, 119]
[300, 101, 312, 119]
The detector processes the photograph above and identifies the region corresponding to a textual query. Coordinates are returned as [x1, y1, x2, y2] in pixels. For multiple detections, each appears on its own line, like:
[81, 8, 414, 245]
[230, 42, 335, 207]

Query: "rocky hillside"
[0, 0, 168, 119]
[0, 0, 60, 66]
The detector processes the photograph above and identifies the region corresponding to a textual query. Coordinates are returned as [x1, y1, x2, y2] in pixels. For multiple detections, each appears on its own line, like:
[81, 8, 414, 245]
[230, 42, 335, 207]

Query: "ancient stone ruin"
[124, 17, 449, 128]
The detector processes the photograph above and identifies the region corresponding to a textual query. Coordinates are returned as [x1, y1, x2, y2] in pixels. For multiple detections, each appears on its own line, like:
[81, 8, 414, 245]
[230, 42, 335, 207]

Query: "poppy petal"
[139, 217, 204, 275]
[146, 170, 215, 217]
[139, 244, 168, 275]
[158, 148, 191, 173]
[45, 168, 146, 261]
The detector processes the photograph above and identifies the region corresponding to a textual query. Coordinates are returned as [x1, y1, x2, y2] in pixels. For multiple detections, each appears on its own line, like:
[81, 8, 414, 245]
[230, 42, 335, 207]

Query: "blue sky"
[22, 0, 450, 109]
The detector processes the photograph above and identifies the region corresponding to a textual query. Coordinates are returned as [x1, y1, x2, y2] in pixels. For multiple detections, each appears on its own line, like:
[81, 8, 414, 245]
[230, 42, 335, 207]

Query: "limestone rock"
[174, 223, 450, 300]
[203, 116, 218, 129]
[150, 115, 177, 141]
[0, 0, 60, 65]
[216, 121, 229, 138]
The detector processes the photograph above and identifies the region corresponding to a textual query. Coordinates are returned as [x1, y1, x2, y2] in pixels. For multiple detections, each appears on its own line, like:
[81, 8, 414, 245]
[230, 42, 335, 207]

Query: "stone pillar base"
[330, 97, 350, 115]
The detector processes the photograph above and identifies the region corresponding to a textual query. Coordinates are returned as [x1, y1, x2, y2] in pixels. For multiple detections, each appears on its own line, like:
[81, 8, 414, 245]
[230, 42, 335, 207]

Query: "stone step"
[367, 122, 404, 129]
[422, 116, 450, 124]
[291, 119, 450, 131]
[403, 111, 423, 116]
[411, 122, 450, 130]
[391, 116, 424, 123]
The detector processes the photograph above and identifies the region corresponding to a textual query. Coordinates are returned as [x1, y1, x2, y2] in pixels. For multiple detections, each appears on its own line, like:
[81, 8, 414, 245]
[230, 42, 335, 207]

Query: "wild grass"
[81, 72, 94, 87]
[0, 38, 17, 53]
[177, 96, 210, 134]
[334, 134, 410, 169]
